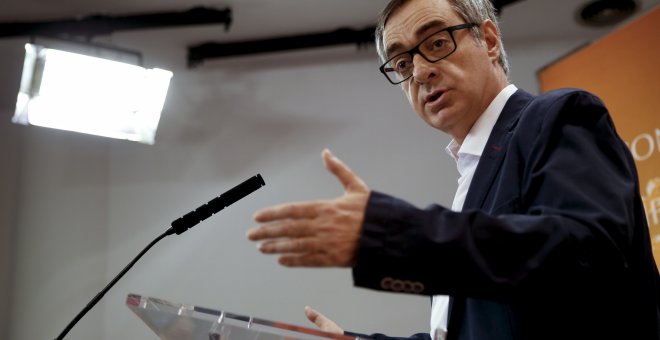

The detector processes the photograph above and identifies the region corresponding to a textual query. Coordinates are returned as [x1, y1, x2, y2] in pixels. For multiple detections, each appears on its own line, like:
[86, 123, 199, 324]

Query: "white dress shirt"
[430, 84, 518, 339]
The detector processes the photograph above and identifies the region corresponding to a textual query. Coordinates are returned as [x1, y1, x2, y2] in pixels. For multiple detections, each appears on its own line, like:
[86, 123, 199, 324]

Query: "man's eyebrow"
[385, 42, 405, 59]
[415, 19, 448, 38]
[384, 19, 449, 58]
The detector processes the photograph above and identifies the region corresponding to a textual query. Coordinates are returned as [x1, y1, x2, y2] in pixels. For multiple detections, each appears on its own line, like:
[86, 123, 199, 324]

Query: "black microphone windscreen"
[171, 174, 265, 234]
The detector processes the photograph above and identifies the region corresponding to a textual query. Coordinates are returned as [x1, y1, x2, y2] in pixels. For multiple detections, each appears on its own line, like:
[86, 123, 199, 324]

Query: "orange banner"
[538, 7, 660, 267]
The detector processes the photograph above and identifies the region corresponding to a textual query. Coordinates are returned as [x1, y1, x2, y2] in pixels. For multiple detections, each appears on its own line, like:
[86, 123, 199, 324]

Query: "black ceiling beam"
[188, 26, 375, 67]
[0, 7, 232, 39]
[186, 1, 524, 67]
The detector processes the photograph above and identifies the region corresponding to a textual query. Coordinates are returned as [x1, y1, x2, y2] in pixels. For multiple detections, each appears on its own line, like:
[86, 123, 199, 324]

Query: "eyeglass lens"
[383, 30, 456, 83]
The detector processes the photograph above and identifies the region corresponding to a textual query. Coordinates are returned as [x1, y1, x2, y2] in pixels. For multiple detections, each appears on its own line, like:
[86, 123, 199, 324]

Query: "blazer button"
[391, 279, 404, 292]
[380, 277, 393, 290]
[412, 282, 425, 293]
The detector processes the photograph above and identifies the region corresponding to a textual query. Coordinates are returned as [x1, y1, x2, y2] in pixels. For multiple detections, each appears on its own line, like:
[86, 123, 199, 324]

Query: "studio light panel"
[14, 43, 173, 145]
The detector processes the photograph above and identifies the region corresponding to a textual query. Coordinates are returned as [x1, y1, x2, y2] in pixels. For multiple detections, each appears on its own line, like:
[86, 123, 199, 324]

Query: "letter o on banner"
[631, 133, 655, 161]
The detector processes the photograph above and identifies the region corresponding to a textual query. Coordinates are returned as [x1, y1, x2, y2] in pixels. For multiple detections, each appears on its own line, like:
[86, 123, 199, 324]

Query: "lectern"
[126, 293, 359, 340]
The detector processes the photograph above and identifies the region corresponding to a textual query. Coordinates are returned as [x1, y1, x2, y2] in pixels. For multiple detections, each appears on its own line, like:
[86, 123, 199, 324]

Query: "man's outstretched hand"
[247, 149, 370, 267]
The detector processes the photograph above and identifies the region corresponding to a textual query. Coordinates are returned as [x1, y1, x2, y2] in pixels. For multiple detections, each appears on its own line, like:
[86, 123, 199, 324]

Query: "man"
[247, 0, 660, 339]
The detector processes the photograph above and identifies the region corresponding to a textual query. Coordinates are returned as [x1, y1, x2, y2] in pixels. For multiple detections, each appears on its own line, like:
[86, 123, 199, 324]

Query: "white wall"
[0, 27, 593, 340]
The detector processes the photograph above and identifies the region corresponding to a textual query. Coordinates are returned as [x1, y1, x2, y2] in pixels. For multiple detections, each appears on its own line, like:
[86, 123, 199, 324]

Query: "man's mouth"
[424, 90, 446, 107]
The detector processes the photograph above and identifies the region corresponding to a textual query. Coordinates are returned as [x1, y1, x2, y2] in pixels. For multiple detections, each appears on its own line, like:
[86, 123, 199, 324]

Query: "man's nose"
[411, 54, 437, 84]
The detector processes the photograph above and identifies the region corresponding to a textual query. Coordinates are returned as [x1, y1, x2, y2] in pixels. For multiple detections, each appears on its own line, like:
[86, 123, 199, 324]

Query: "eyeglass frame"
[378, 23, 480, 85]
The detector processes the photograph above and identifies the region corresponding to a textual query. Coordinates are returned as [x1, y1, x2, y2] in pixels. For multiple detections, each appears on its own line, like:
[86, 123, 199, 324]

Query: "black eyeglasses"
[379, 23, 479, 84]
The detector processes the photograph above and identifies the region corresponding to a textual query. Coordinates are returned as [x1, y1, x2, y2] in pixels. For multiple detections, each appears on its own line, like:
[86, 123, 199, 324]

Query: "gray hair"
[375, 0, 510, 75]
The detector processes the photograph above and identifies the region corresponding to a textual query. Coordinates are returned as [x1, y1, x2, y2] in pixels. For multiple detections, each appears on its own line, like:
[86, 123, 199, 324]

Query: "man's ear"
[480, 19, 501, 64]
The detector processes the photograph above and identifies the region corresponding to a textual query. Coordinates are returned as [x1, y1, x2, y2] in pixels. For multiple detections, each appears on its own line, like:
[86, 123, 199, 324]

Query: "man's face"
[382, 0, 503, 142]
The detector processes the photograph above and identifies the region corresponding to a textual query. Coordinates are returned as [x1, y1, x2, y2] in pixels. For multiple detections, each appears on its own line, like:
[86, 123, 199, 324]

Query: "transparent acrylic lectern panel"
[126, 293, 359, 340]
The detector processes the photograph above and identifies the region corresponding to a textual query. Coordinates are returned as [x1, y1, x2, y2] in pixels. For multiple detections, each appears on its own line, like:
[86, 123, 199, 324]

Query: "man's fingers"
[247, 220, 314, 241]
[254, 201, 321, 223]
[304, 306, 322, 324]
[304, 306, 343, 334]
[257, 237, 318, 254]
[322, 149, 368, 193]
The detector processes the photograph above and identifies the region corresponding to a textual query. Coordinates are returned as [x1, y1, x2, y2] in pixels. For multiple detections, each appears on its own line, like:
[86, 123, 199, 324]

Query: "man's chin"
[424, 110, 448, 126]
[426, 117, 450, 132]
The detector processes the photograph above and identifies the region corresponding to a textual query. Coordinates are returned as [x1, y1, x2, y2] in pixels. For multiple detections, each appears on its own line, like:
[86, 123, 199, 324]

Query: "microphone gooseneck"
[54, 229, 170, 340]
[54, 174, 265, 340]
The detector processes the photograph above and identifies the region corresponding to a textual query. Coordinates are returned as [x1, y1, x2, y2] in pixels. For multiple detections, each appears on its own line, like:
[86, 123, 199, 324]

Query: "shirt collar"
[444, 84, 518, 160]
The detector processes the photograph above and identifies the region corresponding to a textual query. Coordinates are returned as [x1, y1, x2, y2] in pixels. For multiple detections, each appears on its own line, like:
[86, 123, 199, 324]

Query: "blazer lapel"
[446, 89, 533, 340]
[462, 89, 533, 211]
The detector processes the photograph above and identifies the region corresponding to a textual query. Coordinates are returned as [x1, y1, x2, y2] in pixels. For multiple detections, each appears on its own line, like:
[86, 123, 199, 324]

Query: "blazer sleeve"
[351, 90, 653, 300]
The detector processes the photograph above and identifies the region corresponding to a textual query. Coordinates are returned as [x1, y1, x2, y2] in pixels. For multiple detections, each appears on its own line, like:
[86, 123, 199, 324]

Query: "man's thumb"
[322, 149, 367, 192]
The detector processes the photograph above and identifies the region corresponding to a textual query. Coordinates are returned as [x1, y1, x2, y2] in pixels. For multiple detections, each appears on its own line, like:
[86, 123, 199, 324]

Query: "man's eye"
[393, 58, 411, 72]
[431, 38, 447, 49]
[396, 60, 408, 70]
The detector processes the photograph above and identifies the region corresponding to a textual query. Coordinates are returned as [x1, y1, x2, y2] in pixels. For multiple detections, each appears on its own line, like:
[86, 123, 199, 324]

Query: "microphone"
[54, 174, 265, 340]
[170, 174, 266, 235]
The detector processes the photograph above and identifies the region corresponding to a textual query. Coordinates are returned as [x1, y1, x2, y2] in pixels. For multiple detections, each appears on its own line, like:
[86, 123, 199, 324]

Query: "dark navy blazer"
[351, 89, 660, 340]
